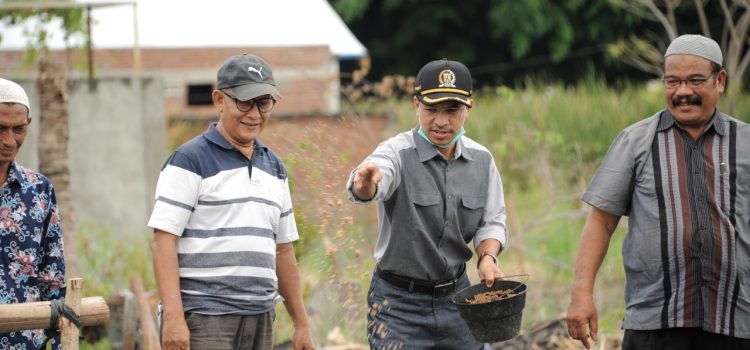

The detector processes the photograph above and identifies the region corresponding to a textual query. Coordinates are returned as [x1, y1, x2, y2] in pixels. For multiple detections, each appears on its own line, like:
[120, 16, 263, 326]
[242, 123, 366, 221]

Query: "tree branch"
[694, 0, 711, 36]
[735, 4, 750, 40]
[610, 0, 659, 21]
[644, 0, 679, 39]
[721, 0, 741, 45]
[736, 41, 750, 85]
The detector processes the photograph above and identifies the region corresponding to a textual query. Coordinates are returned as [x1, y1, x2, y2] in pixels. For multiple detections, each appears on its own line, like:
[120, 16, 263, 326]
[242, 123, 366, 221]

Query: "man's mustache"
[672, 95, 702, 107]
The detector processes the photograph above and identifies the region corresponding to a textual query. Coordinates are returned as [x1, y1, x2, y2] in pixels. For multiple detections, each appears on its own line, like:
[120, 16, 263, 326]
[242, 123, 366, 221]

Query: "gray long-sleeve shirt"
[347, 127, 507, 281]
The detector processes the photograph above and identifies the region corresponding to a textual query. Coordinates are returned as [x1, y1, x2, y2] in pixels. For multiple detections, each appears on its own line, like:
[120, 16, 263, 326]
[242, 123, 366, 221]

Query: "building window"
[187, 84, 213, 105]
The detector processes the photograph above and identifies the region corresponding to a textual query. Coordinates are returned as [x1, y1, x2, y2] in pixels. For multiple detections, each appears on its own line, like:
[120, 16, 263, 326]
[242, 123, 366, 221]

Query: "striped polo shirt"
[585, 109, 750, 338]
[147, 123, 298, 315]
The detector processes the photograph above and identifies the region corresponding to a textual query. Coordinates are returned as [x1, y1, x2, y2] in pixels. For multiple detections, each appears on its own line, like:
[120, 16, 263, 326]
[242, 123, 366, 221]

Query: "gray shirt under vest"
[347, 127, 507, 281]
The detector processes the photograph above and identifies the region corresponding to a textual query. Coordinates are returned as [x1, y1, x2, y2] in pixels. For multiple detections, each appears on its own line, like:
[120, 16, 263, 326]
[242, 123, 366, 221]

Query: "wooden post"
[131, 277, 160, 350]
[121, 290, 137, 350]
[60, 278, 84, 349]
[0, 297, 109, 332]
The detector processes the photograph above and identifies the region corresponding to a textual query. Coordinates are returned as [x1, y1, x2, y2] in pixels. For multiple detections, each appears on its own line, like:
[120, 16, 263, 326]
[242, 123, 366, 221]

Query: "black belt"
[375, 265, 464, 297]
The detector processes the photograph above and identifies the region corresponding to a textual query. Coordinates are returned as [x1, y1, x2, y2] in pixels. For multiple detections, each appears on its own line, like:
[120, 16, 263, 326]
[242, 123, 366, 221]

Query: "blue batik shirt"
[0, 162, 65, 350]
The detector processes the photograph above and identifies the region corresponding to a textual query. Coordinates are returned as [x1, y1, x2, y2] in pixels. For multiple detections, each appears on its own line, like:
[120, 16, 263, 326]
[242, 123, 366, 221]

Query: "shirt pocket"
[458, 195, 486, 239]
[408, 192, 442, 231]
[411, 192, 441, 206]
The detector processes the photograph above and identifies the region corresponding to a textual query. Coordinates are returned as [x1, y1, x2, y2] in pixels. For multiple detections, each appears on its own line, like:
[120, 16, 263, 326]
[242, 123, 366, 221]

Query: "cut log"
[0, 297, 109, 333]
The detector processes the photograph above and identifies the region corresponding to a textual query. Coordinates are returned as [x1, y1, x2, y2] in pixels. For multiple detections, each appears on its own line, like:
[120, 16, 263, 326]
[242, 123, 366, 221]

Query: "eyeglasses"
[662, 72, 717, 88]
[222, 91, 276, 113]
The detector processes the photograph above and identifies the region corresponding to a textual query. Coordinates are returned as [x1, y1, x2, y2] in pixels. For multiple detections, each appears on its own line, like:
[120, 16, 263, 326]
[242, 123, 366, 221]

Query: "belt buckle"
[433, 279, 456, 297]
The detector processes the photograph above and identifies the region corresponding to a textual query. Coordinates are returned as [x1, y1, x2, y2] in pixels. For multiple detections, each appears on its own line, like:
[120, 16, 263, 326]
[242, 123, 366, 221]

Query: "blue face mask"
[418, 127, 465, 149]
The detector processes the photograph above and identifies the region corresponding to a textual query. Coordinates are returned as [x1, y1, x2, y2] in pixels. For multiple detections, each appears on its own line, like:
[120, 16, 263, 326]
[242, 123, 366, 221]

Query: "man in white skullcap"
[566, 34, 750, 350]
[0, 78, 66, 349]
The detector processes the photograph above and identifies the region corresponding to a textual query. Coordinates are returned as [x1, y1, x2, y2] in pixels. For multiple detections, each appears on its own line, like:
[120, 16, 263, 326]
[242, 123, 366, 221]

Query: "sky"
[0, 0, 367, 59]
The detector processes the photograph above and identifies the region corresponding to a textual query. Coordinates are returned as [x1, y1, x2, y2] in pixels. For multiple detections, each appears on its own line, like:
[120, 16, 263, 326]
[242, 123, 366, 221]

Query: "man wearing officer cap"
[566, 34, 750, 349]
[149, 54, 315, 350]
[0, 78, 66, 349]
[347, 59, 507, 349]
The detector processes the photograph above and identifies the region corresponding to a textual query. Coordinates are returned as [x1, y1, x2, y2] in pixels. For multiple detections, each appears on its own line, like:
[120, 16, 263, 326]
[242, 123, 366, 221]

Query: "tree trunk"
[37, 58, 78, 279]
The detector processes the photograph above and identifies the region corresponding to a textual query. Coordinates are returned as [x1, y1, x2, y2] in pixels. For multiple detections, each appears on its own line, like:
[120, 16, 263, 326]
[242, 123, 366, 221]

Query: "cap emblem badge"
[438, 69, 456, 88]
[248, 66, 264, 78]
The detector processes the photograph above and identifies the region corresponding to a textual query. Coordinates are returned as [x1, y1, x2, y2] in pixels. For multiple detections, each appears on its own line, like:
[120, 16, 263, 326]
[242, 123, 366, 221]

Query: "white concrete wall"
[16, 77, 167, 236]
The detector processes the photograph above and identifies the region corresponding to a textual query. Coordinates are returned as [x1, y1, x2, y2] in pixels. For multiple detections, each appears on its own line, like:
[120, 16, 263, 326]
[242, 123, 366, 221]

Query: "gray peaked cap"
[665, 34, 723, 66]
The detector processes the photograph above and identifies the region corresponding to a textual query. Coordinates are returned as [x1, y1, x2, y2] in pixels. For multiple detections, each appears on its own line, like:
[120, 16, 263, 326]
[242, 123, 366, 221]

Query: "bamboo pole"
[60, 278, 84, 349]
[131, 277, 160, 350]
[121, 290, 137, 350]
[0, 297, 109, 333]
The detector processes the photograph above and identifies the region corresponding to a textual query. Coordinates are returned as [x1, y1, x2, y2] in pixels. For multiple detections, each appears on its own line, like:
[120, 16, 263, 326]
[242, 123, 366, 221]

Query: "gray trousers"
[158, 304, 274, 350]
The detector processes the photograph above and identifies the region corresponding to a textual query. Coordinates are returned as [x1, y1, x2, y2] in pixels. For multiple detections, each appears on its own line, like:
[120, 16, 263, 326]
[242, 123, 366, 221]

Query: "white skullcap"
[665, 34, 723, 66]
[0, 78, 30, 113]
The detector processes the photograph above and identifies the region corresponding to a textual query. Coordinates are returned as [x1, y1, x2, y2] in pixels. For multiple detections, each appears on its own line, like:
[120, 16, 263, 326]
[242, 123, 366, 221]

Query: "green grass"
[315, 81, 749, 342]
[77, 80, 750, 347]
[77, 223, 155, 350]
[77, 222, 155, 298]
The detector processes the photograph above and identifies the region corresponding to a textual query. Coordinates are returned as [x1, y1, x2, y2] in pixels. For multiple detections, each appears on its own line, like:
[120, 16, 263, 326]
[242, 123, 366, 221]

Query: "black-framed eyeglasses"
[222, 91, 276, 113]
[662, 71, 719, 89]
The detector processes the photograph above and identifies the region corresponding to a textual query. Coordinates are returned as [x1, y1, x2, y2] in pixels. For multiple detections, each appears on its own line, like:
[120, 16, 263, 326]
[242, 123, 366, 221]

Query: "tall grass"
[83, 80, 749, 347]
[76, 222, 156, 349]
[291, 80, 750, 345]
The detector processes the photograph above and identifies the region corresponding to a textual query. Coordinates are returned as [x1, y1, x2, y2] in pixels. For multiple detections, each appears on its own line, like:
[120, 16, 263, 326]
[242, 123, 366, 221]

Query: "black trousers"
[623, 328, 750, 350]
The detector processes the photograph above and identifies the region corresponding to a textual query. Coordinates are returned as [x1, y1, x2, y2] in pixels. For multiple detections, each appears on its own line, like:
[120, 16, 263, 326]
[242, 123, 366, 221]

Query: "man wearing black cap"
[566, 34, 750, 350]
[149, 54, 314, 350]
[347, 59, 507, 349]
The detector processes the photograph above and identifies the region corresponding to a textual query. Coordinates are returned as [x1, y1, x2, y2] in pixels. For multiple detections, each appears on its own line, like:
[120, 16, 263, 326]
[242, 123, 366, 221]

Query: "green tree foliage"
[330, 0, 649, 85]
[0, 0, 87, 64]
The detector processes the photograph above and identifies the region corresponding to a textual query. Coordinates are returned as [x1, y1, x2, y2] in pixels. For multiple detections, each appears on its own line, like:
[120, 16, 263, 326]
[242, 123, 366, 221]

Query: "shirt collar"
[4, 162, 25, 187]
[412, 127, 471, 162]
[203, 122, 268, 153]
[657, 108, 725, 136]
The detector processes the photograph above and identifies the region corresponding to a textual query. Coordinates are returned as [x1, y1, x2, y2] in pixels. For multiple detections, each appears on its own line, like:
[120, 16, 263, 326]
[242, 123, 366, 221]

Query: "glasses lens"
[236, 99, 254, 112]
[256, 98, 275, 112]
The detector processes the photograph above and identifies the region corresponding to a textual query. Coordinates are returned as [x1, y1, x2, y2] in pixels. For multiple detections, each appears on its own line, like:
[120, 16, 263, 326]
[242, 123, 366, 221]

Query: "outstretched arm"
[350, 162, 382, 201]
[565, 206, 621, 349]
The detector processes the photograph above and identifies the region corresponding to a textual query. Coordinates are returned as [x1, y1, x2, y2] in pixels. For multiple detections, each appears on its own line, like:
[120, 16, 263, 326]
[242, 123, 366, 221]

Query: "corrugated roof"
[0, 0, 367, 59]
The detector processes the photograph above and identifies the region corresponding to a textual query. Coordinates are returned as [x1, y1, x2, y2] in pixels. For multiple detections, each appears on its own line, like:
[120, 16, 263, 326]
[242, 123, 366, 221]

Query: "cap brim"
[417, 93, 472, 107]
[229, 83, 282, 101]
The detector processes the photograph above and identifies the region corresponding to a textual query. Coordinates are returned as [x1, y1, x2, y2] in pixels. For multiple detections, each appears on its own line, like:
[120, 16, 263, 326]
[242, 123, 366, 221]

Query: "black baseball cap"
[217, 54, 281, 101]
[414, 58, 472, 107]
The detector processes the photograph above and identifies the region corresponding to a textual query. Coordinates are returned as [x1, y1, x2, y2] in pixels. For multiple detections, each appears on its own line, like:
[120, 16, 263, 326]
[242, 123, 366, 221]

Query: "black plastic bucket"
[452, 279, 528, 343]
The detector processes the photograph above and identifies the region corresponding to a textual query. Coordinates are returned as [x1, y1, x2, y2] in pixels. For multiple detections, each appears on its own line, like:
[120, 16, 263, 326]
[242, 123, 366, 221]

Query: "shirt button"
[448, 194, 454, 199]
